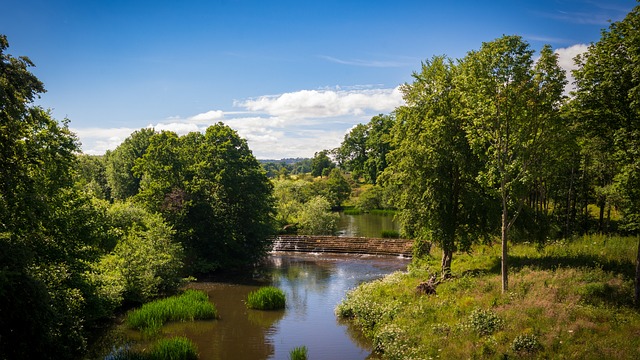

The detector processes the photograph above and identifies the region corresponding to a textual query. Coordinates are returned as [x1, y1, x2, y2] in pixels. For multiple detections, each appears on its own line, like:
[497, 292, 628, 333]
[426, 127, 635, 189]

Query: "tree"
[336, 123, 369, 179]
[0, 35, 109, 359]
[572, 5, 640, 303]
[105, 127, 155, 200]
[458, 36, 566, 291]
[363, 114, 394, 184]
[382, 56, 492, 276]
[311, 150, 335, 177]
[296, 196, 339, 235]
[324, 168, 352, 208]
[134, 124, 275, 273]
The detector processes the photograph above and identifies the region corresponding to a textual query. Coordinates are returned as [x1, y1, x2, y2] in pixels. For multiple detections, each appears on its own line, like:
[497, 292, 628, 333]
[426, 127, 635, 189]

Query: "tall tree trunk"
[501, 195, 509, 293]
[635, 236, 640, 307]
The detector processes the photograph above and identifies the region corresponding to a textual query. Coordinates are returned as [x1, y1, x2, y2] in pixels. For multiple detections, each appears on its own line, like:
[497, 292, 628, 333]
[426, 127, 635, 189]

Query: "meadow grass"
[246, 286, 286, 310]
[336, 235, 640, 359]
[126, 289, 217, 335]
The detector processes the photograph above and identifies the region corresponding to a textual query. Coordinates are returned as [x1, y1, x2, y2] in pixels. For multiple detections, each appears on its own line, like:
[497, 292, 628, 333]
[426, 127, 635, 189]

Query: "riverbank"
[336, 235, 640, 359]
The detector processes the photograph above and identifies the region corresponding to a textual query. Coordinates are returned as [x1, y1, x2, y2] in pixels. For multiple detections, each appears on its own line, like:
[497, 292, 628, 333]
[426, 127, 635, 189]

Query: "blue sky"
[3, 0, 637, 159]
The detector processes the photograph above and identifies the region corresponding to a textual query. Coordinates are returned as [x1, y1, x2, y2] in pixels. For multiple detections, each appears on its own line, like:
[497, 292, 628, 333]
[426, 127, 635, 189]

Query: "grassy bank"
[336, 235, 640, 359]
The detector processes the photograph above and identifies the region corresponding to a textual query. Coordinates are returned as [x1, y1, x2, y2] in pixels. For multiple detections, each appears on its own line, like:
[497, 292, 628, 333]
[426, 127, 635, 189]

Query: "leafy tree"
[105, 127, 155, 200]
[572, 4, 640, 302]
[336, 123, 369, 179]
[0, 35, 108, 359]
[134, 124, 275, 273]
[324, 168, 352, 208]
[76, 154, 110, 199]
[296, 196, 339, 235]
[458, 36, 566, 291]
[311, 150, 335, 177]
[363, 114, 394, 184]
[382, 56, 492, 276]
[91, 201, 183, 305]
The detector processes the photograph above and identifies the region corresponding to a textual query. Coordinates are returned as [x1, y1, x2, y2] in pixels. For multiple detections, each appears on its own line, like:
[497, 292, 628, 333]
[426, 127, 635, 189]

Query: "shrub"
[467, 308, 504, 336]
[246, 286, 286, 310]
[511, 334, 542, 354]
[289, 346, 308, 360]
[126, 290, 217, 334]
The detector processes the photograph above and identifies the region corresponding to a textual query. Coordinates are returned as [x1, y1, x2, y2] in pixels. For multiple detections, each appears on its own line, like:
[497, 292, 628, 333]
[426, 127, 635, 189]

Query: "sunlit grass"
[246, 286, 286, 310]
[337, 235, 640, 359]
[126, 290, 217, 335]
[105, 337, 198, 360]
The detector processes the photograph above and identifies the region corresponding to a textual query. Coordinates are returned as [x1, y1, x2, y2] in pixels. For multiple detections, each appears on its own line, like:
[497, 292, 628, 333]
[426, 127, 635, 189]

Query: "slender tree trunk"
[441, 248, 453, 279]
[635, 236, 640, 307]
[501, 194, 509, 293]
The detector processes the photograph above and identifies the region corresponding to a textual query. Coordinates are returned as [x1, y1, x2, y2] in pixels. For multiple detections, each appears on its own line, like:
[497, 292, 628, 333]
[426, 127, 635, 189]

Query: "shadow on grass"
[500, 254, 634, 279]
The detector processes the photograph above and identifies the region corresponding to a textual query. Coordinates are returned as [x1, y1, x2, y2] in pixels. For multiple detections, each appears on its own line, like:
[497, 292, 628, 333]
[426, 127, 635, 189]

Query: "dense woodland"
[1, 4, 639, 359]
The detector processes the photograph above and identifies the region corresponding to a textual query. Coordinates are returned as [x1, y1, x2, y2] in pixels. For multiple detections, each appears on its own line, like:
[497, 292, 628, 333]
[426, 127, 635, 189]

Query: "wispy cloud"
[74, 86, 405, 159]
[319, 55, 415, 68]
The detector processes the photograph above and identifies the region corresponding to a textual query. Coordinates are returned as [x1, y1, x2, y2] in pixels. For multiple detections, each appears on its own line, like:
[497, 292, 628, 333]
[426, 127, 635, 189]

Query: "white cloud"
[189, 110, 224, 122]
[555, 43, 589, 94]
[73, 86, 404, 159]
[237, 87, 404, 120]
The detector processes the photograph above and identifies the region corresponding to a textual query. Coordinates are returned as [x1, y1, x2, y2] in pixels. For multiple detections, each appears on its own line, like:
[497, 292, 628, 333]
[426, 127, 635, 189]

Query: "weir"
[272, 235, 414, 257]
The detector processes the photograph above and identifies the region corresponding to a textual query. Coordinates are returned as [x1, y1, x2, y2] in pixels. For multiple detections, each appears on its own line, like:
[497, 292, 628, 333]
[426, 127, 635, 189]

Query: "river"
[98, 253, 409, 360]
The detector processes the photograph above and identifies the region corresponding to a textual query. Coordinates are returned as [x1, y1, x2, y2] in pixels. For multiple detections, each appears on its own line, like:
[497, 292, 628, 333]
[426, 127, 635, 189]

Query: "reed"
[289, 346, 308, 360]
[246, 286, 286, 310]
[148, 337, 198, 360]
[126, 289, 217, 334]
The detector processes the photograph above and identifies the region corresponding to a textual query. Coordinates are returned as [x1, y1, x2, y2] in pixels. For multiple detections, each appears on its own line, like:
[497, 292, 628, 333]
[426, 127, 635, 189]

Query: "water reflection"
[98, 253, 408, 360]
[337, 213, 399, 238]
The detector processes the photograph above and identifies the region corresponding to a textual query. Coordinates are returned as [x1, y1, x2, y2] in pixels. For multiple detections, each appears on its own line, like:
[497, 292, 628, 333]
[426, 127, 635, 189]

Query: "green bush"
[467, 308, 504, 336]
[246, 286, 286, 310]
[126, 290, 217, 334]
[511, 334, 542, 354]
[289, 346, 308, 360]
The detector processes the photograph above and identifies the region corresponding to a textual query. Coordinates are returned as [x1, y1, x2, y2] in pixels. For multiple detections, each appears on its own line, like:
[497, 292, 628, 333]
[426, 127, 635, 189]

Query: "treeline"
[331, 9, 639, 289]
[0, 35, 275, 359]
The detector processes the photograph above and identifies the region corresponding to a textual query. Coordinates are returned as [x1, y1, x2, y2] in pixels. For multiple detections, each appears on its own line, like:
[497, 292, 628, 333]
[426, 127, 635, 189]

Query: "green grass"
[336, 234, 640, 359]
[381, 230, 400, 238]
[126, 290, 217, 335]
[246, 286, 286, 310]
[289, 346, 308, 360]
[105, 337, 198, 360]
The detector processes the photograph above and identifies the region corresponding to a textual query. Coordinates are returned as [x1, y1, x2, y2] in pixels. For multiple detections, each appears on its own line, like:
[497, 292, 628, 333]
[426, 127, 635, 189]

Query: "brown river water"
[97, 252, 409, 360]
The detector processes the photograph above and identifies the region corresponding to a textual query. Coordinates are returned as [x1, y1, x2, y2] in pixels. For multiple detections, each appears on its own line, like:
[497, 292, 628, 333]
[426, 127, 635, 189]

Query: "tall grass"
[105, 337, 198, 360]
[246, 286, 286, 310]
[289, 346, 308, 360]
[336, 235, 640, 359]
[127, 289, 217, 335]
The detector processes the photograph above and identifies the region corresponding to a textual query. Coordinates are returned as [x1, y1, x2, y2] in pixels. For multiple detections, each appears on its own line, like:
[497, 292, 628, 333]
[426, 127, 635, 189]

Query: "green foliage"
[297, 196, 339, 235]
[466, 308, 504, 336]
[132, 123, 275, 273]
[511, 333, 542, 354]
[325, 168, 351, 208]
[311, 150, 335, 177]
[335, 114, 394, 184]
[337, 235, 640, 359]
[246, 286, 286, 310]
[105, 128, 155, 200]
[91, 201, 184, 305]
[126, 290, 217, 334]
[288, 346, 308, 360]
